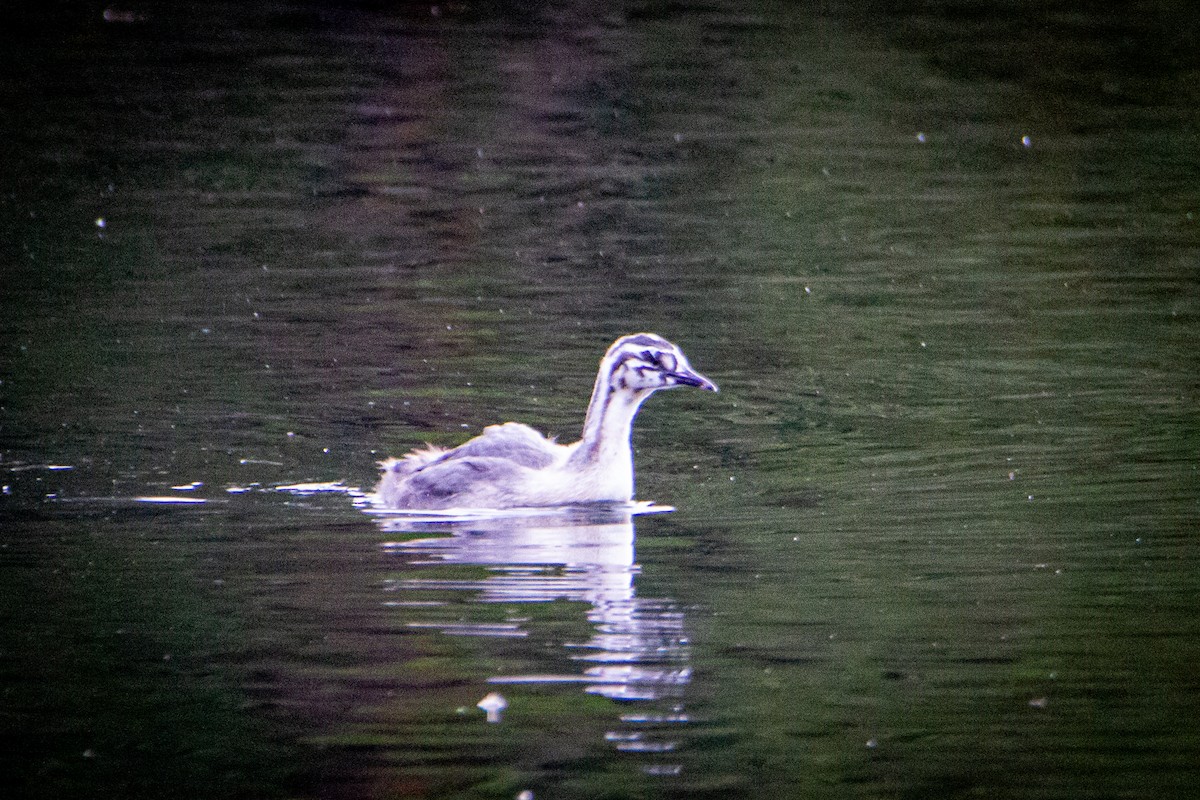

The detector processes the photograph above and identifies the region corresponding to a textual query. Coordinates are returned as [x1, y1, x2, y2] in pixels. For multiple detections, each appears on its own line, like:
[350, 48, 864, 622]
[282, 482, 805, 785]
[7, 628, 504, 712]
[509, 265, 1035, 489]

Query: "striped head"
[602, 333, 719, 395]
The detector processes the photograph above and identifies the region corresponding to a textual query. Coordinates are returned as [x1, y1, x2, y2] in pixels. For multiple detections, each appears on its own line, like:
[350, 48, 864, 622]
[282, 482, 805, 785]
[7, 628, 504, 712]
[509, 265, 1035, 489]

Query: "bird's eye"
[641, 350, 663, 368]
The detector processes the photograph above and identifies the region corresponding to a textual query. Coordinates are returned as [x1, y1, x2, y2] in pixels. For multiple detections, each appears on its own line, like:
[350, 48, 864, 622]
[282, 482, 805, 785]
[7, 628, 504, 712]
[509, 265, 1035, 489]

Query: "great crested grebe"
[374, 333, 718, 509]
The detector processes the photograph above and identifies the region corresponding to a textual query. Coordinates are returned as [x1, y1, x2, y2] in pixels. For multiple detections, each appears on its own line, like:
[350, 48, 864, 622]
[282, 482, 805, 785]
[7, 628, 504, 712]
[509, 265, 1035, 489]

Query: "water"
[3, 1, 1198, 798]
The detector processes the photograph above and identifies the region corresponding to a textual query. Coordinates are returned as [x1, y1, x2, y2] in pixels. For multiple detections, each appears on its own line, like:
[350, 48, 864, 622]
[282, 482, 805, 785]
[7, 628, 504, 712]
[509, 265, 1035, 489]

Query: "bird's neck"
[569, 375, 649, 479]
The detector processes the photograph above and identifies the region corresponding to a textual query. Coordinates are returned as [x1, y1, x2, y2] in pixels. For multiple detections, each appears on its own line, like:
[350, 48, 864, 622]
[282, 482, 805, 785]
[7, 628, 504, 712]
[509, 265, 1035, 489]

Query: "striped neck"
[569, 366, 650, 472]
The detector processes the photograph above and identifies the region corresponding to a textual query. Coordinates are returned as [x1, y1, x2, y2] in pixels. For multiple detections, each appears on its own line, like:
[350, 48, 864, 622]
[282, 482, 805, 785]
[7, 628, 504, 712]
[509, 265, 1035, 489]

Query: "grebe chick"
[374, 333, 718, 509]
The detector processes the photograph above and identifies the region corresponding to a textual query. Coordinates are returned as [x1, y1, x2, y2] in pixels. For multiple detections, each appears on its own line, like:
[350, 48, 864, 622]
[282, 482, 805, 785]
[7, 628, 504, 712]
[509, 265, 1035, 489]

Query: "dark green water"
[3, 2, 1198, 798]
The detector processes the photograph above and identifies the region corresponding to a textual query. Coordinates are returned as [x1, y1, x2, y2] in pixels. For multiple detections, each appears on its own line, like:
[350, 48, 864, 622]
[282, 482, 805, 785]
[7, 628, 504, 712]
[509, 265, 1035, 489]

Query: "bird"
[373, 333, 718, 510]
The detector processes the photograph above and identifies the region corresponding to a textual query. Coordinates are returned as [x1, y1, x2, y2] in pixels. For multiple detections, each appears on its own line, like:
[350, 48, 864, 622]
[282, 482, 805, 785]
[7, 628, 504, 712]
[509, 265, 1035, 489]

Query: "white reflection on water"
[377, 503, 689, 769]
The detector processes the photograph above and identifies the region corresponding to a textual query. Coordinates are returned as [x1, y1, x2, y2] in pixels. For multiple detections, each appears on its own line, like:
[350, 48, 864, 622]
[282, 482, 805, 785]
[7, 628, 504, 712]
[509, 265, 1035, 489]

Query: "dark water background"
[2, 1, 1198, 798]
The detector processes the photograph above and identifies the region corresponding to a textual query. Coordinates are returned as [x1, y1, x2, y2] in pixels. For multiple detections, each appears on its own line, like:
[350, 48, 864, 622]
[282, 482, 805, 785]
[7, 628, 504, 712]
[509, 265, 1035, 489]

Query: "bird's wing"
[402, 456, 528, 503]
[430, 422, 560, 470]
[375, 423, 561, 508]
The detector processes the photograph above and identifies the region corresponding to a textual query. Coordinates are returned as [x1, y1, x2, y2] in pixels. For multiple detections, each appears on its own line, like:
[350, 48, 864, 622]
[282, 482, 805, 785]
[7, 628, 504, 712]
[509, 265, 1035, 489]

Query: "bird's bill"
[668, 369, 719, 392]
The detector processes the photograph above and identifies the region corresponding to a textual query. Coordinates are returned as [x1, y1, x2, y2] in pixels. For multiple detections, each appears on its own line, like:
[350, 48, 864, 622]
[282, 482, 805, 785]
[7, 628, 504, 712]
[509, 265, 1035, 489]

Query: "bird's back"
[374, 422, 564, 509]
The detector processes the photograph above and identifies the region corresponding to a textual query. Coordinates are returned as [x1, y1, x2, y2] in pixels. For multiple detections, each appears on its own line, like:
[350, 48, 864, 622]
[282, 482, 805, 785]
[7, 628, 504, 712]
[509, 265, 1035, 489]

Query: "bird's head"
[603, 333, 719, 395]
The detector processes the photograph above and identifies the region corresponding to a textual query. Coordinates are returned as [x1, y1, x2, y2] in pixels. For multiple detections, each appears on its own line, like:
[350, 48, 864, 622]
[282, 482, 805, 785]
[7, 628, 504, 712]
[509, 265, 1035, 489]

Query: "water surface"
[2, 2, 1198, 798]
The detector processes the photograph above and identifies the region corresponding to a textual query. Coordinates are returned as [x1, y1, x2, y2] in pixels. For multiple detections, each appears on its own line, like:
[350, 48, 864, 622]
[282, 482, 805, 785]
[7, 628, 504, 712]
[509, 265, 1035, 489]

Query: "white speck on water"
[94, 217, 106, 228]
[287, 431, 296, 438]
[477, 691, 507, 723]
[866, 738, 878, 749]
[1021, 135, 1033, 148]
[915, 131, 927, 143]
[134, 496, 207, 505]
[643, 765, 682, 776]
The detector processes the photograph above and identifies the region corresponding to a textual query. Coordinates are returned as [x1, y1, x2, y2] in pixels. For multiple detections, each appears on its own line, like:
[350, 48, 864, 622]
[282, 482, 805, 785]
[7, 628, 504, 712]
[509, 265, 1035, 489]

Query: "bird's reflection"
[375, 504, 690, 764]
